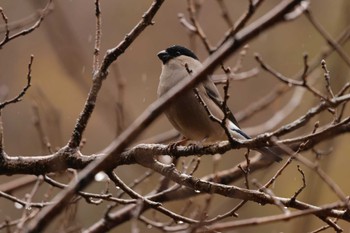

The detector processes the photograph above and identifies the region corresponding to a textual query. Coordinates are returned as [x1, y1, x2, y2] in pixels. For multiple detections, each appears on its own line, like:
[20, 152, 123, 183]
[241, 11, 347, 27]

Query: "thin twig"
[254, 180, 289, 214]
[238, 151, 251, 189]
[255, 53, 327, 101]
[116, 170, 154, 198]
[271, 139, 349, 203]
[112, 63, 127, 136]
[0, 112, 3, 155]
[32, 103, 53, 153]
[212, 67, 260, 84]
[204, 201, 242, 224]
[308, 218, 340, 233]
[0, 0, 52, 48]
[186, 0, 213, 52]
[216, 0, 233, 28]
[263, 156, 293, 189]
[321, 59, 335, 99]
[93, 0, 102, 72]
[0, 190, 52, 208]
[0, 7, 10, 42]
[215, 0, 265, 49]
[25, 1, 310, 231]
[0, 1, 53, 33]
[0, 55, 33, 110]
[290, 165, 306, 201]
[107, 172, 160, 206]
[108, 171, 200, 225]
[67, 0, 165, 149]
[198, 202, 345, 232]
[304, 9, 350, 68]
[43, 175, 135, 205]
[17, 177, 43, 230]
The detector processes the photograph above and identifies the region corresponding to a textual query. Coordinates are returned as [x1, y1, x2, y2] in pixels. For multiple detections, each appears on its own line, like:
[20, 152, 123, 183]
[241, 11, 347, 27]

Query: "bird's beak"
[157, 50, 172, 64]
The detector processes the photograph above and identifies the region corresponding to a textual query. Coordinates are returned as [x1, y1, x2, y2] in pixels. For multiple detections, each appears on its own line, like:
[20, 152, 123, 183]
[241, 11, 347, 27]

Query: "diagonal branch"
[24, 1, 305, 232]
[24, 1, 165, 232]
[304, 9, 350, 68]
[68, 0, 165, 149]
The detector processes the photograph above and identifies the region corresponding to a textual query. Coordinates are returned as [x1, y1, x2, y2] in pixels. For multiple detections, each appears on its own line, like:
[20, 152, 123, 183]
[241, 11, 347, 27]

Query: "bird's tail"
[256, 147, 283, 162]
[227, 122, 282, 162]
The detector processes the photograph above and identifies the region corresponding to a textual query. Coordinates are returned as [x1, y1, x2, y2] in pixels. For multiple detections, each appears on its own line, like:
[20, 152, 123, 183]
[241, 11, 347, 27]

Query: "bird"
[157, 45, 282, 162]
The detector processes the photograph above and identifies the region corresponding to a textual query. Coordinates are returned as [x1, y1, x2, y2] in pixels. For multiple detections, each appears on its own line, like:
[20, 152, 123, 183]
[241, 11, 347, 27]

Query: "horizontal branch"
[200, 201, 346, 231]
[1, 109, 350, 176]
[87, 159, 349, 232]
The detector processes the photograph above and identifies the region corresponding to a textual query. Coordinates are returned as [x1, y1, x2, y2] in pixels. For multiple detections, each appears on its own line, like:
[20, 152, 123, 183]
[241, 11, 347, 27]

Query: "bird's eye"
[176, 51, 181, 56]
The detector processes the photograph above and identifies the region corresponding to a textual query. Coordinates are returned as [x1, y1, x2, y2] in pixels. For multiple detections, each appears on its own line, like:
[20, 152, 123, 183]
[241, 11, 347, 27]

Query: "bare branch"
[0, 55, 33, 110]
[304, 9, 350, 68]
[0, 0, 52, 48]
[199, 201, 345, 232]
[263, 156, 293, 189]
[290, 165, 306, 201]
[216, 0, 234, 28]
[186, 0, 213, 52]
[68, 0, 165, 149]
[216, 0, 265, 48]
[1, 1, 348, 232]
[255, 53, 327, 101]
[321, 59, 335, 99]
[26, 1, 166, 231]
[93, 0, 102, 72]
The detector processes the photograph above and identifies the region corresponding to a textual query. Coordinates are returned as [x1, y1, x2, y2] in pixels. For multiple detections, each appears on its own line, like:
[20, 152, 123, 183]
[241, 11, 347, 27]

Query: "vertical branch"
[32, 103, 53, 153]
[238, 152, 251, 189]
[301, 53, 309, 82]
[221, 77, 234, 141]
[68, 0, 165, 148]
[321, 60, 335, 99]
[93, 0, 102, 72]
[290, 165, 306, 201]
[0, 111, 3, 156]
[112, 63, 126, 136]
[27, 1, 166, 232]
[216, 0, 234, 28]
[16, 178, 43, 230]
[187, 0, 213, 52]
[32, 89, 63, 147]
[69, 0, 103, 149]
[0, 7, 10, 42]
[178, 14, 197, 51]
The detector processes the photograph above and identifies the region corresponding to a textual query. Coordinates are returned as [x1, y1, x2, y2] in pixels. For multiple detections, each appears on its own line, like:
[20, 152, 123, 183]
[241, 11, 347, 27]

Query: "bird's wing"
[202, 78, 240, 127]
[202, 78, 282, 161]
[196, 77, 250, 139]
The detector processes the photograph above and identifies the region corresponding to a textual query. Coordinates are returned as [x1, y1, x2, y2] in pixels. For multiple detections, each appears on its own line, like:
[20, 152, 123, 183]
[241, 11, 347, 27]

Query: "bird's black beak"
[157, 50, 172, 64]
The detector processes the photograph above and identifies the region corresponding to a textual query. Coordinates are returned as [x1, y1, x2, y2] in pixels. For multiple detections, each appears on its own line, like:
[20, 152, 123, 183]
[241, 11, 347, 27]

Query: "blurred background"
[0, 0, 349, 232]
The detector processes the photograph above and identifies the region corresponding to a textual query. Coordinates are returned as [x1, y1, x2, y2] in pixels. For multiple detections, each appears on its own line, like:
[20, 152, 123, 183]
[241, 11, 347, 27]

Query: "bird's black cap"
[157, 45, 198, 64]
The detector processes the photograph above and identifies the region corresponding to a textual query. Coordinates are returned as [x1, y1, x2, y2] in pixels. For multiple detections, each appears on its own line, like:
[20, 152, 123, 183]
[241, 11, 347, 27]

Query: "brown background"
[0, 0, 349, 232]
